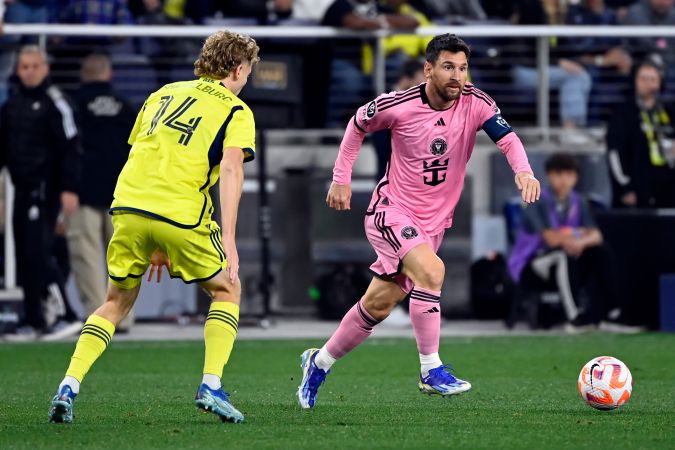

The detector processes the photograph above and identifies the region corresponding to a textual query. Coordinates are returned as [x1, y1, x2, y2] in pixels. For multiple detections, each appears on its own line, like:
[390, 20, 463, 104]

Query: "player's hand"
[223, 236, 239, 284]
[326, 182, 352, 211]
[515, 172, 540, 203]
[147, 249, 171, 283]
[61, 191, 79, 216]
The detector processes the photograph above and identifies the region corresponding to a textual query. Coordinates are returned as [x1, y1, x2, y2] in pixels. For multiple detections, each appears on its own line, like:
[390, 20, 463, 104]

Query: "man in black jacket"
[606, 57, 675, 208]
[65, 53, 135, 332]
[0, 45, 83, 340]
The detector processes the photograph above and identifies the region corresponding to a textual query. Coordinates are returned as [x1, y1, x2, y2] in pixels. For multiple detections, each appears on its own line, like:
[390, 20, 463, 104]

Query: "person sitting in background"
[564, 0, 632, 75]
[503, 0, 594, 144]
[607, 57, 675, 208]
[321, 0, 420, 126]
[135, 0, 198, 86]
[66, 53, 136, 333]
[508, 153, 623, 331]
[620, 0, 675, 66]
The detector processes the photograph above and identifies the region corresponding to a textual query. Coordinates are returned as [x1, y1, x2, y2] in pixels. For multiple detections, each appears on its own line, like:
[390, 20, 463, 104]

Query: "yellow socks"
[65, 315, 115, 382]
[203, 301, 239, 378]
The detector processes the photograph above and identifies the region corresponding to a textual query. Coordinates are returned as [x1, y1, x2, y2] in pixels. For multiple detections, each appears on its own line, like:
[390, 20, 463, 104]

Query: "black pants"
[13, 185, 76, 330]
[521, 245, 620, 322]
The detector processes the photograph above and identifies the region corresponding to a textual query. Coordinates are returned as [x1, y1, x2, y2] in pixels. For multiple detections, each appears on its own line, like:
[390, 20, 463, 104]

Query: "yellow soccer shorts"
[107, 212, 227, 289]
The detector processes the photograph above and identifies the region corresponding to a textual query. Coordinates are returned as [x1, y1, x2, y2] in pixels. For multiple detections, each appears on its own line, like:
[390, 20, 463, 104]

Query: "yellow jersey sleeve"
[128, 102, 146, 145]
[223, 105, 255, 162]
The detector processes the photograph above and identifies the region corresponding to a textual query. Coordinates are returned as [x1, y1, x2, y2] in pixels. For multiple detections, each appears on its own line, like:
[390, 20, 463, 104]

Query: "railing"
[5, 23, 675, 137]
[1, 23, 673, 301]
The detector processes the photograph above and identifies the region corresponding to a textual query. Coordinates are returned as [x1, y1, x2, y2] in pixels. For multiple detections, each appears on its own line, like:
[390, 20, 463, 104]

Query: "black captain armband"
[482, 113, 513, 143]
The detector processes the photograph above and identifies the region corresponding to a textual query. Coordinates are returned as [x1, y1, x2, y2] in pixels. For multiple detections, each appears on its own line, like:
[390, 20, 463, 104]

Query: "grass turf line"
[0, 334, 673, 449]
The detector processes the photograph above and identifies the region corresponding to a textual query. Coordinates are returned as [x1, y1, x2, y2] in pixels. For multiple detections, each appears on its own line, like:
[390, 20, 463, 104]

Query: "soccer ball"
[578, 356, 632, 410]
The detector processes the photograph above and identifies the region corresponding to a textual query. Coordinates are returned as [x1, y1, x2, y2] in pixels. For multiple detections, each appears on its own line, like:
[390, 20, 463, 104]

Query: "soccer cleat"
[419, 364, 472, 397]
[48, 385, 77, 423]
[297, 348, 330, 409]
[195, 384, 244, 423]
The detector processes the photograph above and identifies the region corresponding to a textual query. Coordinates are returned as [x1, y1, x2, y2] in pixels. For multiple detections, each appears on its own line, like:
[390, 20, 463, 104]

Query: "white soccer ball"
[578, 356, 632, 410]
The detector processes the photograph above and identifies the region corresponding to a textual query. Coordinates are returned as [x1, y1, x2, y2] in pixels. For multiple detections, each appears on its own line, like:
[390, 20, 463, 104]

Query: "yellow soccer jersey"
[111, 77, 255, 228]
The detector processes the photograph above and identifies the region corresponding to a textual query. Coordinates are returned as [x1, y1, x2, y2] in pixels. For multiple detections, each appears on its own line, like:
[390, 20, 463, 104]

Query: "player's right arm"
[328, 93, 397, 211]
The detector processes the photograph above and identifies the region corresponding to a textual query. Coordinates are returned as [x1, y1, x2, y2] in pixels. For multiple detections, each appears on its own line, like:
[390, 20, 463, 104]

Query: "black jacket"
[606, 98, 675, 208]
[71, 81, 134, 208]
[0, 78, 81, 193]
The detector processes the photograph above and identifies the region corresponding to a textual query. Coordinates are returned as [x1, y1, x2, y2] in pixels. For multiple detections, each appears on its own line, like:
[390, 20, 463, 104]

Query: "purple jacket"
[508, 189, 582, 281]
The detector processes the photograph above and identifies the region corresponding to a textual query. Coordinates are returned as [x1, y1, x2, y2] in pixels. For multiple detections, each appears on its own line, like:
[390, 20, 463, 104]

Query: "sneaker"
[41, 320, 83, 342]
[599, 320, 646, 334]
[195, 384, 244, 423]
[48, 385, 77, 423]
[419, 365, 472, 397]
[564, 315, 598, 334]
[297, 348, 330, 409]
[3, 325, 39, 342]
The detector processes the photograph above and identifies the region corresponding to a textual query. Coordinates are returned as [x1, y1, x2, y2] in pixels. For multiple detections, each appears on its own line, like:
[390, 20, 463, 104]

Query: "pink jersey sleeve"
[469, 85, 533, 175]
[495, 132, 533, 175]
[333, 92, 401, 184]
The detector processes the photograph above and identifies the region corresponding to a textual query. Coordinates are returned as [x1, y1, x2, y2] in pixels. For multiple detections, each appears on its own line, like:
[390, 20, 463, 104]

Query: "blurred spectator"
[620, 0, 675, 65]
[423, 0, 487, 22]
[0, 0, 48, 107]
[606, 57, 675, 207]
[565, 0, 632, 76]
[372, 58, 425, 180]
[0, 45, 83, 340]
[321, 0, 419, 126]
[135, 0, 198, 86]
[210, 0, 268, 24]
[48, 0, 133, 92]
[272, 0, 334, 22]
[508, 153, 623, 331]
[128, 0, 210, 24]
[66, 53, 135, 332]
[506, 0, 593, 144]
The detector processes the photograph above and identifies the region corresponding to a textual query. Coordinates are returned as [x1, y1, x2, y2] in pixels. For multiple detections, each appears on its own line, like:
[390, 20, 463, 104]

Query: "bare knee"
[362, 290, 401, 321]
[97, 286, 139, 325]
[204, 277, 241, 305]
[414, 261, 445, 291]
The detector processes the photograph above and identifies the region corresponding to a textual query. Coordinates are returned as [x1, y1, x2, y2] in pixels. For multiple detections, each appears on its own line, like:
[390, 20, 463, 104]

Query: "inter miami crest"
[366, 101, 377, 118]
[430, 138, 447, 156]
[401, 226, 418, 240]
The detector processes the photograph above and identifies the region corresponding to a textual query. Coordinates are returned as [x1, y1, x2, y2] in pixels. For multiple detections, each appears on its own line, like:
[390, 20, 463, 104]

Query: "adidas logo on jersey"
[424, 307, 440, 314]
[434, 118, 446, 126]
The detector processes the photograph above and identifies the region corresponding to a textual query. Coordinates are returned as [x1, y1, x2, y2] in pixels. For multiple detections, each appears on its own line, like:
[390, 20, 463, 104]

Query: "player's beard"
[433, 80, 461, 103]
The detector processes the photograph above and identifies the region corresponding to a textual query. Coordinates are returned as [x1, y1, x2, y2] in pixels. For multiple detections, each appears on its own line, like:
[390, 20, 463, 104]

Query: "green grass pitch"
[0, 334, 673, 449]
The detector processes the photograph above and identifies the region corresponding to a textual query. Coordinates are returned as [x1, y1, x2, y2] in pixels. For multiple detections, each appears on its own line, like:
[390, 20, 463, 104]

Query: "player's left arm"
[219, 147, 245, 283]
[480, 104, 540, 203]
[219, 106, 255, 282]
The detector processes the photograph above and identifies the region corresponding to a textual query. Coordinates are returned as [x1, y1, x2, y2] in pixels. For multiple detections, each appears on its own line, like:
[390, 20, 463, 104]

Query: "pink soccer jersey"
[333, 82, 533, 235]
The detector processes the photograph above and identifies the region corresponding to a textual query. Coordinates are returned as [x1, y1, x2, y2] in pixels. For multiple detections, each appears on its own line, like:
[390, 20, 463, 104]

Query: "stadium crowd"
[0, 0, 673, 340]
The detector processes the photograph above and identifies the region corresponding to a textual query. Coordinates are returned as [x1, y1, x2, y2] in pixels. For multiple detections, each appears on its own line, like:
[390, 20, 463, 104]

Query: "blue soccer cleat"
[48, 385, 77, 423]
[195, 384, 244, 423]
[297, 348, 330, 409]
[419, 364, 472, 397]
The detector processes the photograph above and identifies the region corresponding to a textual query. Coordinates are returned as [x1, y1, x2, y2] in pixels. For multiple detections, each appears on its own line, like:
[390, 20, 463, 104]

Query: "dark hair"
[545, 152, 580, 174]
[398, 58, 424, 80]
[425, 34, 471, 63]
[632, 53, 665, 85]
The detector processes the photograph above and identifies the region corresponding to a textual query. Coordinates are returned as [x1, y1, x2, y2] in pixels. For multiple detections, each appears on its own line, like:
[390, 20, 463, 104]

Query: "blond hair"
[194, 30, 260, 79]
